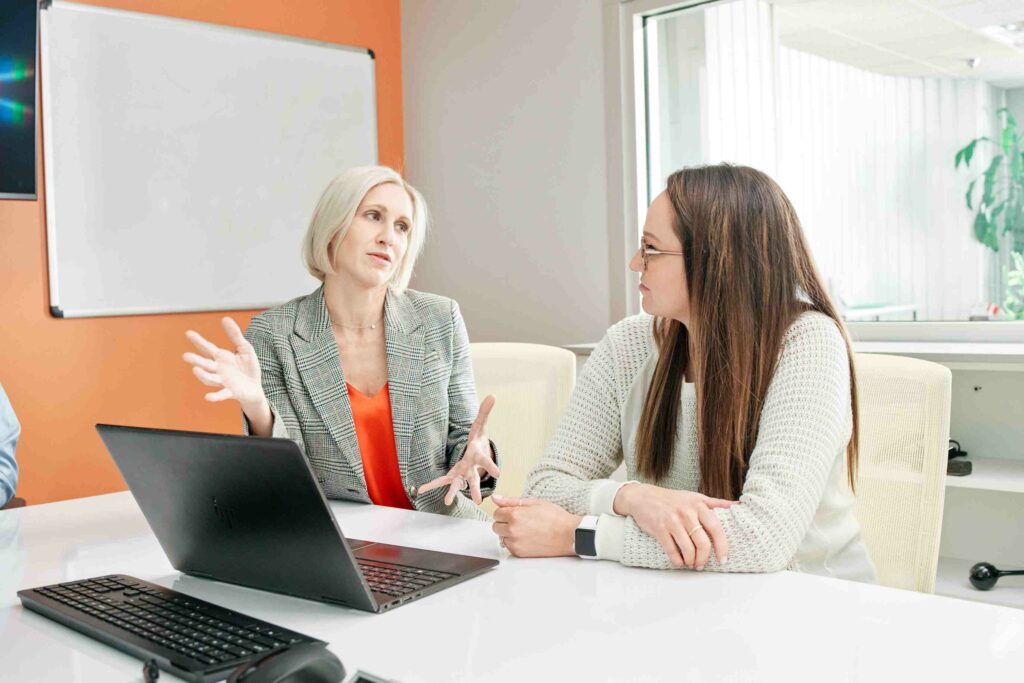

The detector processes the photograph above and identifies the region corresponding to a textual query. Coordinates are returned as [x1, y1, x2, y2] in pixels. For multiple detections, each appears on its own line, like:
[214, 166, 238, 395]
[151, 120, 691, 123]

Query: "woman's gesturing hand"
[418, 395, 500, 506]
[614, 483, 736, 570]
[183, 317, 269, 421]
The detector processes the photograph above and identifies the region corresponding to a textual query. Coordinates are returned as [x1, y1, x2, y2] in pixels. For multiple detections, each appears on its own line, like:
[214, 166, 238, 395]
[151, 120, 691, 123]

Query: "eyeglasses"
[639, 241, 684, 271]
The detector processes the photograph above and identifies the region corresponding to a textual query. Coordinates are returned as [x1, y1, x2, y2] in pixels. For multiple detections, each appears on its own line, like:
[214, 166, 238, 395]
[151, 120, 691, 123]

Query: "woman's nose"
[628, 249, 643, 273]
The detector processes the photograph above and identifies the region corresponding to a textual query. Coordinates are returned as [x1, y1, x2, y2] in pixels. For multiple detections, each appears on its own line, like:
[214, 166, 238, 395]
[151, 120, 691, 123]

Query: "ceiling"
[768, 0, 1024, 88]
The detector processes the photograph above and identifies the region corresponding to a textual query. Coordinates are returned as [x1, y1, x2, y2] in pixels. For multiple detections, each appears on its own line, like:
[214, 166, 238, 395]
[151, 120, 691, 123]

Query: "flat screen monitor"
[0, 0, 37, 199]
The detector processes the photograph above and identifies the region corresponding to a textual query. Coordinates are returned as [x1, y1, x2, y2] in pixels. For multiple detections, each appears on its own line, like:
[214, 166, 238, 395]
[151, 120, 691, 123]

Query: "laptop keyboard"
[19, 575, 320, 682]
[357, 559, 455, 598]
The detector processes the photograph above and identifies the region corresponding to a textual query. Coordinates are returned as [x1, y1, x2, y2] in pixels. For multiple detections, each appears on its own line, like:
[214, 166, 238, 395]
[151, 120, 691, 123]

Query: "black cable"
[143, 658, 160, 682]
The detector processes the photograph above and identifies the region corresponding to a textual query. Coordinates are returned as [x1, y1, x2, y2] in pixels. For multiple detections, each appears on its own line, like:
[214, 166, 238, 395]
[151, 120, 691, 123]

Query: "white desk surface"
[2, 492, 1023, 682]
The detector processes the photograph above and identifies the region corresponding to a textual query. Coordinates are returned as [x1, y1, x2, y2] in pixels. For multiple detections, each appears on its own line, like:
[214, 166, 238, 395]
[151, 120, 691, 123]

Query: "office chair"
[469, 343, 576, 516]
[852, 353, 952, 593]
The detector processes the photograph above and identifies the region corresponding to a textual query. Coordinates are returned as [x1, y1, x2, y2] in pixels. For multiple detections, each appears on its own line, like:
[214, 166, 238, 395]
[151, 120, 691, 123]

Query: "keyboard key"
[248, 633, 283, 648]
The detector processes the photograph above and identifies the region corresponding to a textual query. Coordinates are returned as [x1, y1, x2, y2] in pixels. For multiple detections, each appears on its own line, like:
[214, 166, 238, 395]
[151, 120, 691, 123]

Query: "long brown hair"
[634, 164, 859, 499]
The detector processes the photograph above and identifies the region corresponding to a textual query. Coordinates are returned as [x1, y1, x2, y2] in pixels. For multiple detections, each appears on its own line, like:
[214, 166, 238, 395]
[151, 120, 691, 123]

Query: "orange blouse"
[346, 383, 413, 510]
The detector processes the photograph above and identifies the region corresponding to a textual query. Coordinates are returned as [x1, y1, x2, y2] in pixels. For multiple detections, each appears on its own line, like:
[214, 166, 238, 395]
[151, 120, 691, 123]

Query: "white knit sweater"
[525, 312, 878, 581]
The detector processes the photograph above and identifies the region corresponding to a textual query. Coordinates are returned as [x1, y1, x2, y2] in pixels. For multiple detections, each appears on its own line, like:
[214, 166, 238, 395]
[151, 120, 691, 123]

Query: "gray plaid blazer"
[244, 286, 496, 521]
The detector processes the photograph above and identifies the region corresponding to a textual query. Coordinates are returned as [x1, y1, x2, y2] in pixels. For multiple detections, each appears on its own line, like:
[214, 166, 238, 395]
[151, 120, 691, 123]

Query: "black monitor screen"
[0, 0, 37, 199]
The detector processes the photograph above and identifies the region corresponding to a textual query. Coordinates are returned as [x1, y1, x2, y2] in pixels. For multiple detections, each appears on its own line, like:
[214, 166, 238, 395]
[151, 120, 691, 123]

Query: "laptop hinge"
[318, 596, 354, 607]
[185, 569, 215, 579]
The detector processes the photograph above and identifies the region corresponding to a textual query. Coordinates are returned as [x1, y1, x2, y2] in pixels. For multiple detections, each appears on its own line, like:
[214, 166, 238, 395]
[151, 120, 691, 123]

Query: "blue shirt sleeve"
[0, 383, 20, 507]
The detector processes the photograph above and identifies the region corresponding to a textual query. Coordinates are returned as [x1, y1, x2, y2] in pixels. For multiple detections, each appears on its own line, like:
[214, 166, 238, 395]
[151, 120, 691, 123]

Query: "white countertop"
[2, 491, 1023, 681]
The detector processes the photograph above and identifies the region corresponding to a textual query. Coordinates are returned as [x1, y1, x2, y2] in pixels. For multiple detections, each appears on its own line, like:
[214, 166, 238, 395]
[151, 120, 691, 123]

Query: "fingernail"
[721, 556, 729, 565]
[696, 565, 704, 571]
[493, 494, 504, 502]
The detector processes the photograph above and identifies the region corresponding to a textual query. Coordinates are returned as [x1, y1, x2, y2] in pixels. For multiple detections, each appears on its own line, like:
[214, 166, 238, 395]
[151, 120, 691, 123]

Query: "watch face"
[575, 527, 597, 557]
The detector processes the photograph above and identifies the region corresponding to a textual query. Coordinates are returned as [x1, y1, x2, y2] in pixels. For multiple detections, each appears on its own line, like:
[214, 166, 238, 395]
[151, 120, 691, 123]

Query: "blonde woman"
[492, 164, 877, 581]
[183, 166, 498, 520]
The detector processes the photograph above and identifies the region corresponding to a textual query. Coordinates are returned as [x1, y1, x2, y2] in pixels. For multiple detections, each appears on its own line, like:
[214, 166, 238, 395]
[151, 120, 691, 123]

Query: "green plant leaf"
[983, 154, 1004, 206]
[975, 211, 998, 251]
[1004, 200, 1017, 236]
[1001, 107, 1018, 130]
[1013, 211, 1024, 253]
[1004, 125, 1017, 154]
[992, 201, 1007, 234]
[966, 178, 977, 209]
[965, 139, 979, 168]
[956, 136, 994, 168]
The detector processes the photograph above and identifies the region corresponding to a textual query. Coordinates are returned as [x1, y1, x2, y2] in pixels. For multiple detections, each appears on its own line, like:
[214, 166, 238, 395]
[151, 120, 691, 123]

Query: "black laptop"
[95, 424, 497, 613]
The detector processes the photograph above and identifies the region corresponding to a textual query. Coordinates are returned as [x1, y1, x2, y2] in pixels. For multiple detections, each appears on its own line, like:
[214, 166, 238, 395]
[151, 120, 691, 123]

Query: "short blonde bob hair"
[302, 166, 429, 293]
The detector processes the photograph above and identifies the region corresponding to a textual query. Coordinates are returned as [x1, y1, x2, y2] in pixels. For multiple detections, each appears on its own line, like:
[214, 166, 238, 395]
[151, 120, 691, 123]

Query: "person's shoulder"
[398, 288, 462, 330]
[591, 313, 656, 374]
[402, 288, 455, 315]
[247, 291, 312, 337]
[605, 313, 656, 348]
[781, 310, 848, 362]
[787, 310, 845, 341]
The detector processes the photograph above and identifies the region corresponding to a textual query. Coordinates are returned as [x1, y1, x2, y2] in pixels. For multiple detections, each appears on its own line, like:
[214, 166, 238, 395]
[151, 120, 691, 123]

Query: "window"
[640, 0, 1024, 326]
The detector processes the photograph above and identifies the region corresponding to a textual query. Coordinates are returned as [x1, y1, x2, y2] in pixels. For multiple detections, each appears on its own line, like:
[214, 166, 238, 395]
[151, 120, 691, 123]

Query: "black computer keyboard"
[357, 559, 454, 598]
[18, 575, 323, 683]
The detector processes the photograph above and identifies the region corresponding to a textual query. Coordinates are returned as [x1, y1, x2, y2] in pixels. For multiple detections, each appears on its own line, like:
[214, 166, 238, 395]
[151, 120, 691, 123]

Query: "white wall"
[401, 0, 616, 345]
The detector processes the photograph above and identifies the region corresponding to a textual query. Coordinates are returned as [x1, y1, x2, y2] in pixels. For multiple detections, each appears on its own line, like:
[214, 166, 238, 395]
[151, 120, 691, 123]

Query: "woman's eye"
[397, 222, 410, 233]
[367, 211, 380, 220]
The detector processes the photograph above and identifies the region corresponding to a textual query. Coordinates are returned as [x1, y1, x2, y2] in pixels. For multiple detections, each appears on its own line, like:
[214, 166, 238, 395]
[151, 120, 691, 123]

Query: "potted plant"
[956, 107, 1024, 253]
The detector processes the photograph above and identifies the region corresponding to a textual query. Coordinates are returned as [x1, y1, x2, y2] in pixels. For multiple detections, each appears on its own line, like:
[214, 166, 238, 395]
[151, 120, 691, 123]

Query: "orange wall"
[0, 0, 404, 505]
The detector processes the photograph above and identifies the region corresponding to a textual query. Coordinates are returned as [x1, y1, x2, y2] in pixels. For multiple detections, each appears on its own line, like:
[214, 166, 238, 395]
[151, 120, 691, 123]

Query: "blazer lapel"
[290, 286, 366, 487]
[384, 290, 424, 486]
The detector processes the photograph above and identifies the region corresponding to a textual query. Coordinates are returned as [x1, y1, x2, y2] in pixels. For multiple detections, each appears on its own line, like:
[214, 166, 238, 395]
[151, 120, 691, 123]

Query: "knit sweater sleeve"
[608, 313, 854, 572]
[522, 323, 632, 515]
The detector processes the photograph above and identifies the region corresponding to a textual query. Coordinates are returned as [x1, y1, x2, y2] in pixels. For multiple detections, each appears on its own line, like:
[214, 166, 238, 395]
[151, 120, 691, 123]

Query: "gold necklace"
[330, 317, 383, 331]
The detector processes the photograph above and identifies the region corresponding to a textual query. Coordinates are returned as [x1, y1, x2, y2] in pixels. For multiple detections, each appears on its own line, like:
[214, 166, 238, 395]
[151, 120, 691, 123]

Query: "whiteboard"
[40, 1, 377, 317]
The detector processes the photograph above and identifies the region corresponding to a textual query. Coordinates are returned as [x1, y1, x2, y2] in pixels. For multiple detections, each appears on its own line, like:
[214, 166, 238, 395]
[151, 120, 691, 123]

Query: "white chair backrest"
[852, 353, 951, 593]
[470, 343, 576, 516]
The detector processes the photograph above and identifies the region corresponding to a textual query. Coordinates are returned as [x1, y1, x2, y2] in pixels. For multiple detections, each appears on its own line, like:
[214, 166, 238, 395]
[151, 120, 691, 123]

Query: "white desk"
[2, 492, 1023, 682]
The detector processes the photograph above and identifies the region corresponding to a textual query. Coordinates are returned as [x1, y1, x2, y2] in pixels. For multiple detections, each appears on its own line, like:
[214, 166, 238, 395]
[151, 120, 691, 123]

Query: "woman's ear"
[325, 236, 339, 270]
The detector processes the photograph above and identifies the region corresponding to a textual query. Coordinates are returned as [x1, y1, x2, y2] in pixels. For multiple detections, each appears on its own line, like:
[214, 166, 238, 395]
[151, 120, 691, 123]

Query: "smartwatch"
[574, 515, 599, 559]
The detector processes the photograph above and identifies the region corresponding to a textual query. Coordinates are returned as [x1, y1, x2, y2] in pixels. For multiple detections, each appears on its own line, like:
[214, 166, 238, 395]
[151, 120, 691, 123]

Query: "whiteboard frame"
[40, 0, 378, 318]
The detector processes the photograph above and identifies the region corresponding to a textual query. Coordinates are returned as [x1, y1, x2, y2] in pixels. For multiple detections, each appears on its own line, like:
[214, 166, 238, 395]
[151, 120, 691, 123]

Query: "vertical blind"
[652, 0, 1006, 320]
